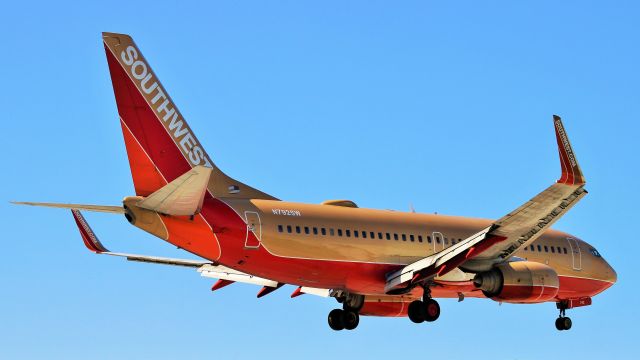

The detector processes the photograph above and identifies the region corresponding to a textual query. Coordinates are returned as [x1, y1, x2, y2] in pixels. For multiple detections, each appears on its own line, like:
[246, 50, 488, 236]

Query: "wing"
[386, 116, 587, 293]
[71, 210, 328, 298]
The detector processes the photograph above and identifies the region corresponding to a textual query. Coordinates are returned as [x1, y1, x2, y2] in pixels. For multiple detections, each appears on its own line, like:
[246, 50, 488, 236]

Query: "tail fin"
[102, 32, 276, 200]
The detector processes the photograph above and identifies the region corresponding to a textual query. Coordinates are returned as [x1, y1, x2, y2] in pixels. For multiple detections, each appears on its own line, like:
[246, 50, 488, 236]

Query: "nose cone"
[604, 261, 618, 284]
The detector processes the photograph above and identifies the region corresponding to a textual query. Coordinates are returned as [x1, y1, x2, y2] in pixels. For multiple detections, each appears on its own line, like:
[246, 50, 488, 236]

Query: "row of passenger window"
[524, 244, 568, 254]
[276, 224, 463, 245]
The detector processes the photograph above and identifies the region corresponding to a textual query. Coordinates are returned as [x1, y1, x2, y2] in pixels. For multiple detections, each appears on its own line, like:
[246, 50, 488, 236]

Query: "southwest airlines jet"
[14, 33, 616, 332]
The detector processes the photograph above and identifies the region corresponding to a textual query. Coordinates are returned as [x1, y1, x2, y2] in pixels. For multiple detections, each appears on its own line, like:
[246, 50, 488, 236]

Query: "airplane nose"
[604, 261, 617, 284]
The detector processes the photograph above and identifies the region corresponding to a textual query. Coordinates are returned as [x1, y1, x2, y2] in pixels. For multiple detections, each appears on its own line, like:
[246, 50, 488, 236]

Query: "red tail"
[103, 32, 276, 200]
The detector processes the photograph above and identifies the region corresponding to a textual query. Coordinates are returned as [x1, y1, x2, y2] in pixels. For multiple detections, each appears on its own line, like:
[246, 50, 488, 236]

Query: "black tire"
[328, 309, 345, 331]
[408, 300, 425, 323]
[555, 317, 564, 331]
[561, 317, 572, 330]
[343, 311, 360, 330]
[423, 299, 440, 322]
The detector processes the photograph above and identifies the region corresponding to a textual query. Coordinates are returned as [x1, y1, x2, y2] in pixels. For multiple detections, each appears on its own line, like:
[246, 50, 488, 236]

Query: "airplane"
[13, 32, 616, 332]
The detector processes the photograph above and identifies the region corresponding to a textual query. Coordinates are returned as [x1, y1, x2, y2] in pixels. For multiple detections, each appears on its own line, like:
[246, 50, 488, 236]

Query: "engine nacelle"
[473, 261, 559, 303]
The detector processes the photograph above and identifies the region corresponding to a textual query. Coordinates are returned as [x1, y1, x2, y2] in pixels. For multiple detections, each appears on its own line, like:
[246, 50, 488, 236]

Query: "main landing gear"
[407, 286, 441, 324]
[328, 293, 364, 331]
[555, 301, 572, 331]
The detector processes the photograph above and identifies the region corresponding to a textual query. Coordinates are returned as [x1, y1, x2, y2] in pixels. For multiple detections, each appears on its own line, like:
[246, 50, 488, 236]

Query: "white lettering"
[150, 87, 166, 104]
[156, 99, 175, 121]
[271, 209, 302, 216]
[179, 133, 196, 154]
[140, 74, 158, 94]
[168, 116, 189, 138]
[121, 46, 138, 66]
[189, 146, 204, 164]
[122, 46, 214, 167]
[131, 60, 148, 80]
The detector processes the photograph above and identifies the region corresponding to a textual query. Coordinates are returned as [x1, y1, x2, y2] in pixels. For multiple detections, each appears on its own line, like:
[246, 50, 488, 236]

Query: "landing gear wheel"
[328, 309, 345, 331]
[555, 301, 572, 331]
[423, 299, 441, 322]
[555, 317, 572, 331]
[343, 310, 360, 330]
[555, 317, 564, 331]
[408, 300, 425, 323]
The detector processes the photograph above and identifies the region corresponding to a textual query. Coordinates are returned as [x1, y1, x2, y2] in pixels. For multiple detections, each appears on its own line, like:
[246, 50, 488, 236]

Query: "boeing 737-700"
[14, 32, 616, 331]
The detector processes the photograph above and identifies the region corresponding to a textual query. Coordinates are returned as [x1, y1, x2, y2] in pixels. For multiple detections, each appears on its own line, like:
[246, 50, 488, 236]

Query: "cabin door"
[566, 237, 582, 270]
[432, 232, 445, 253]
[244, 211, 262, 249]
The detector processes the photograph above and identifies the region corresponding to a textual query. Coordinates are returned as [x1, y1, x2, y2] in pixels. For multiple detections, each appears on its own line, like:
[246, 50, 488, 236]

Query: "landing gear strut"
[407, 286, 441, 324]
[328, 293, 363, 331]
[555, 301, 572, 331]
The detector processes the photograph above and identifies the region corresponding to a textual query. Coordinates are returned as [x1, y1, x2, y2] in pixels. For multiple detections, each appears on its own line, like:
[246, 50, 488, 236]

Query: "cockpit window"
[590, 248, 602, 257]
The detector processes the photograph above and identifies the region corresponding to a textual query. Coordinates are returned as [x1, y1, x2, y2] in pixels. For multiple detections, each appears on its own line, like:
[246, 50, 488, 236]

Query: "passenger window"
[551, 247, 555, 253]
[386, 233, 391, 240]
[394, 233, 399, 241]
[362, 231, 367, 239]
[410, 234, 415, 242]
[304, 226, 310, 235]
[563, 247, 568, 254]
[338, 229, 343, 236]
[287, 225, 292, 233]
[378, 232, 383, 239]
[346, 230, 351, 237]
[278, 225, 283, 233]
[354, 230, 359, 238]
[444, 237, 449, 245]
[537, 245, 542, 252]
[427, 236, 432, 243]
[418, 235, 423, 243]
[557, 246, 562, 253]
[544, 246, 548, 252]
[313, 227, 318, 235]
[451, 239, 456, 245]
[296, 226, 301, 234]
[329, 228, 335, 236]
[400, 234, 405, 241]
[530, 245, 534, 251]
[436, 236, 441, 244]
[370, 232, 375, 239]
[321, 228, 326, 236]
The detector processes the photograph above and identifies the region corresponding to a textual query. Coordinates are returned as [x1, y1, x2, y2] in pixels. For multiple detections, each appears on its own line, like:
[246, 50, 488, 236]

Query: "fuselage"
[164, 196, 616, 303]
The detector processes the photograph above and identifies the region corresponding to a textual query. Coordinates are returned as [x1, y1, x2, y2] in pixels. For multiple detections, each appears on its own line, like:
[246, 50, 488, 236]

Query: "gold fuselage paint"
[224, 198, 615, 285]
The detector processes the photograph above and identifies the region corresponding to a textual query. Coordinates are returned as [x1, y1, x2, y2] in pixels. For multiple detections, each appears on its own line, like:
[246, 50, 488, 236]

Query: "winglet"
[554, 115, 586, 185]
[71, 210, 109, 253]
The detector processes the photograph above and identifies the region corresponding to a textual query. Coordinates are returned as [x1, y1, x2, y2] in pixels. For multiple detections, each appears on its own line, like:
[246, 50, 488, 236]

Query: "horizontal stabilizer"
[138, 165, 212, 216]
[12, 202, 124, 214]
[71, 210, 209, 266]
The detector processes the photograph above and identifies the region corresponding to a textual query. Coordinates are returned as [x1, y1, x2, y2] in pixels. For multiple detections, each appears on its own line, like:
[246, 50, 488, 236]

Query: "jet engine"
[473, 261, 559, 303]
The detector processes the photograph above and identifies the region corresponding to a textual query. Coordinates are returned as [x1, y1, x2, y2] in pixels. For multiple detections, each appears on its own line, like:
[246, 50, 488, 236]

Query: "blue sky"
[1, 1, 638, 359]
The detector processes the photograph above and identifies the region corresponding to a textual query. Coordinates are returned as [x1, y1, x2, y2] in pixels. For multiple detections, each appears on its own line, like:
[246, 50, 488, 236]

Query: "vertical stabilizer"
[102, 32, 276, 200]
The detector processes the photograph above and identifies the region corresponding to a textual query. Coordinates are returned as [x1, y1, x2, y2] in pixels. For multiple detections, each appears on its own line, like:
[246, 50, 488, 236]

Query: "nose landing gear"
[555, 301, 572, 331]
